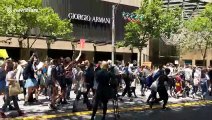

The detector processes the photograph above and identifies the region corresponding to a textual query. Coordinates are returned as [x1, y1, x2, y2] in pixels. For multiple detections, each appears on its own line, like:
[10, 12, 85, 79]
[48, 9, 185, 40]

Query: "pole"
[112, 5, 115, 65]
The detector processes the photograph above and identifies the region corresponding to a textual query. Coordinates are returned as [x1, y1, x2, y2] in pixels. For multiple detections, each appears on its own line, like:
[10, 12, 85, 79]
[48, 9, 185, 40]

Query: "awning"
[0, 49, 9, 59]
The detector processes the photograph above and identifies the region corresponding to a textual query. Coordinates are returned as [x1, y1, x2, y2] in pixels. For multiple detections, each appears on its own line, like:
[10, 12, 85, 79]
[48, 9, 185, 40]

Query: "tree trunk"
[26, 37, 31, 59]
[139, 49, 142, 66]
[203, 49, 207, 67]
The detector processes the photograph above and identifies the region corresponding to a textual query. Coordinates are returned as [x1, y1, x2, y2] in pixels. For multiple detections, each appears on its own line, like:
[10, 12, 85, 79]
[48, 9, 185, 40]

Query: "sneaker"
[0, 112, 7, 118]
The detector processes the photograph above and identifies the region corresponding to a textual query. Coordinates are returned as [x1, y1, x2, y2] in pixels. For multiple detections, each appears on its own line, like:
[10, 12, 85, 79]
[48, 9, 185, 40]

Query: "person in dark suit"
[91, 61, 112, 120]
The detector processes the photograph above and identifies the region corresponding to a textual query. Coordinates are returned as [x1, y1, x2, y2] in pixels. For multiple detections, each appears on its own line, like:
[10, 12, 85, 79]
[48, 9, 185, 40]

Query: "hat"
[20, 60, 27, 66]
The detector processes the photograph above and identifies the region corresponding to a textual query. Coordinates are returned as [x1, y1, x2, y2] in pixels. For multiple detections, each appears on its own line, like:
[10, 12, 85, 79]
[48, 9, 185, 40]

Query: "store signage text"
[68, 13, 111, 24]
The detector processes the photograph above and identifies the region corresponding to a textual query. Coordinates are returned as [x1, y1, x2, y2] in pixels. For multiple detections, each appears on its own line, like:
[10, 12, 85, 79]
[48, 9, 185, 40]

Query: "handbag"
[9, 82, 22, 96]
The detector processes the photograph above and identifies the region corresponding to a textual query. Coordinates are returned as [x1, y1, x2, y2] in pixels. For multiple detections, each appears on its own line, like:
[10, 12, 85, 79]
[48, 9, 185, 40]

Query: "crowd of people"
[0, 51, 212, 119]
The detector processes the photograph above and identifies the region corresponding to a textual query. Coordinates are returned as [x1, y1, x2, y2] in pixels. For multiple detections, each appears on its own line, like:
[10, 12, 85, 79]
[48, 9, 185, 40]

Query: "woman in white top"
[192, 68, 201, 98]
[16, 60, 27, 100]
[0, 60, 24, 118]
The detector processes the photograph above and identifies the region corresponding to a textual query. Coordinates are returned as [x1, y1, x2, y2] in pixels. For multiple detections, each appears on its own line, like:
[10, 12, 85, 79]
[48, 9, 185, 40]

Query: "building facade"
[0, 0, 150, 64]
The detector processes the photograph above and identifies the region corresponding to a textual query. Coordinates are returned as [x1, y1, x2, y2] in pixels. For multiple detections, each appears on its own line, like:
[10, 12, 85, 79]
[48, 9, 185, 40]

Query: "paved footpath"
[0, 86, 211, 120]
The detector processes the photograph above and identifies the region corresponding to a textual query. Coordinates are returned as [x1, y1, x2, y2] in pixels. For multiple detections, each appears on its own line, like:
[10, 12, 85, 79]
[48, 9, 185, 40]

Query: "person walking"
[73, 63, 92, 112]
[91, 61, 112, 120]
[23, 53, 38, 105]
[0, 60, 24, 118]
[150, 68, 170, 109]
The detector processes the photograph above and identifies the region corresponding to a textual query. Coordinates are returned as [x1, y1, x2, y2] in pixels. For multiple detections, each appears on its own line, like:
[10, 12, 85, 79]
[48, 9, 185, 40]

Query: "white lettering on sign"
[68, 13, 111, 24]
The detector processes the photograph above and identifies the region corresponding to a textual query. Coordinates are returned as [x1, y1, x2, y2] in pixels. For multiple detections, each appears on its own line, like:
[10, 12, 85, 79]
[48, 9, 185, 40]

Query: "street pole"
[112, 5, 115, 65]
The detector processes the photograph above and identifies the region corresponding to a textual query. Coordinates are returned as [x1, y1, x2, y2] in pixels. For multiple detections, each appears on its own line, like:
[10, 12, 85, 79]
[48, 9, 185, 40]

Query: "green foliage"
[0, 0, 73, 40]
[180, 3, 212, 59]
[37, 8, 72, 40]
[120, 0, 182, 51]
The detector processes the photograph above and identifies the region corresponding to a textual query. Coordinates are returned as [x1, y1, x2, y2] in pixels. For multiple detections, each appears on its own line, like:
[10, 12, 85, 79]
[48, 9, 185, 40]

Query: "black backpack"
[23, 67, 29, 80]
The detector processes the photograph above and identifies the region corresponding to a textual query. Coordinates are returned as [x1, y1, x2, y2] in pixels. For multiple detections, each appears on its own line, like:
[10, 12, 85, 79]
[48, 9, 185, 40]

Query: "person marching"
[91, 61, 112, 120]
[73, 63, 92, 112]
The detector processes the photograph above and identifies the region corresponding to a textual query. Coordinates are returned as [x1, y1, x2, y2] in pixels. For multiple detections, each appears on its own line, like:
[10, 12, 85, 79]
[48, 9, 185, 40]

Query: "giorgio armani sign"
[68, 13, 111, 24]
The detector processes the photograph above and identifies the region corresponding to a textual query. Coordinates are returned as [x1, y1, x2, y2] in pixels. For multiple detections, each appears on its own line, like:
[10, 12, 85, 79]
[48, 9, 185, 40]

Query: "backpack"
[109, 67, 118, 88]
[23, 67, 29, 80]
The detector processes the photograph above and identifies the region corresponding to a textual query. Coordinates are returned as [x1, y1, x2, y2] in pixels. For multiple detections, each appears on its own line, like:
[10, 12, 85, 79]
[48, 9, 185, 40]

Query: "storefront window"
[195, 60, 204, 66]
[184, 60, 192, 65]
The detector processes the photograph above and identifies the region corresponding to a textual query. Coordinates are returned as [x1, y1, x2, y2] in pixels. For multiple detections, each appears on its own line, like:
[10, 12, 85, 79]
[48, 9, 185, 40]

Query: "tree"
[118, 0, 182, 66]
[0, 0, 73, 58]
[180, 4, 212, 66]
[37, 7, 73, 49]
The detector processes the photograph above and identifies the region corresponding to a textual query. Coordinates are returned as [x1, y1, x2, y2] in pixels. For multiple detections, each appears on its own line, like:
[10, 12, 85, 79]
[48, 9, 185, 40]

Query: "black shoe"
[49, 104, 57, 110]
[66, 97, 71, 100]
[149, 102, 153, 109]
[9, 105, 16, 110]
[0, 112, 7, 118]
[91, 116, 95, 120]
[61, 100, 68, 104]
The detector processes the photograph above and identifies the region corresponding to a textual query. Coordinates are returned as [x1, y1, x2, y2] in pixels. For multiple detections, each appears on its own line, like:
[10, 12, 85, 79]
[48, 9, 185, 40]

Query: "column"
[207, 59, 210, 67]
[192, 59, 195, 66]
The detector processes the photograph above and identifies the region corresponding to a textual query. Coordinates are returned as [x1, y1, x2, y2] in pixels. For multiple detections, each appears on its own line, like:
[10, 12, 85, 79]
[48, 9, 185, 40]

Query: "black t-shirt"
[24, 61, 35, 79]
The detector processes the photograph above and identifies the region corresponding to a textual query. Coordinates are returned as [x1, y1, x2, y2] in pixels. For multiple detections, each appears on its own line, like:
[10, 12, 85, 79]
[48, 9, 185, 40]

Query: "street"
[0, 86, 212, 120]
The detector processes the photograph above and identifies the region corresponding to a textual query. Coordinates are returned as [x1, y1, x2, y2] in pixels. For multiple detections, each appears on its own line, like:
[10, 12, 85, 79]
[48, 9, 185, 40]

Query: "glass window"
[195, 60, 204, 66]
[184, 60, 192, 65]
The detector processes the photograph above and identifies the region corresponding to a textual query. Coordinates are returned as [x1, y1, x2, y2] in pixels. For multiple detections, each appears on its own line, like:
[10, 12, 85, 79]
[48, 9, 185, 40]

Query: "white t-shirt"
[16, 65, 24, 81]
[47, 65, 53, 78]
[184, 68, 192, 81]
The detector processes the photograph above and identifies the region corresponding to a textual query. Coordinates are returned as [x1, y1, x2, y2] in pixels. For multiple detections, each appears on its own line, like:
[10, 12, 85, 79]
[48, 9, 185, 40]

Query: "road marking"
[15, 100, 212, 120]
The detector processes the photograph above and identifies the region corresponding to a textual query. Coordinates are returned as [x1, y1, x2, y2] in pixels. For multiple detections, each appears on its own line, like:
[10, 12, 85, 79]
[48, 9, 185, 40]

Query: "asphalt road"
[47, 103, 212, 120]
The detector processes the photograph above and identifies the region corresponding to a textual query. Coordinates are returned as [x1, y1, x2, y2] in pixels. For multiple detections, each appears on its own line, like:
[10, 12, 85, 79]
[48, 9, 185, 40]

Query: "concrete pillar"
[137, 52, 141, 66]
[192, 59, 195, 66]
[207, 59, 210, 67]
